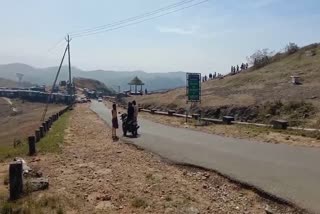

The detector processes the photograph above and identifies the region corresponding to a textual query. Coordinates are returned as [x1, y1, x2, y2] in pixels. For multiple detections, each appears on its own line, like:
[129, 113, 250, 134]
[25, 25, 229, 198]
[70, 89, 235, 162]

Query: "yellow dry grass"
[134, 45, 320, 110]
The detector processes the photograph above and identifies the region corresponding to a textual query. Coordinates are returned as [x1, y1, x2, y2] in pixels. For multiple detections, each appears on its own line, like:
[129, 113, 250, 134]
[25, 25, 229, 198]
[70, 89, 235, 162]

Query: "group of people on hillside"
[202, 72, 223, 82]
[111, 100, 138, 140]
[230, 63, 249, 75]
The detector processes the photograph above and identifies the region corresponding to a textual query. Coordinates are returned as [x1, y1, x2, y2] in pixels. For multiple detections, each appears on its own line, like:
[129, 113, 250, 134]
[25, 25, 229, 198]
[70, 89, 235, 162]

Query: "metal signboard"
[186, 73, 201, 102]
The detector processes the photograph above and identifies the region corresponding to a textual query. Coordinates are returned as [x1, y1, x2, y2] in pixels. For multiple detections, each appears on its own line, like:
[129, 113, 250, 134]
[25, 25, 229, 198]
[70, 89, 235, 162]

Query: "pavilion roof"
[128, 76, 144, 85]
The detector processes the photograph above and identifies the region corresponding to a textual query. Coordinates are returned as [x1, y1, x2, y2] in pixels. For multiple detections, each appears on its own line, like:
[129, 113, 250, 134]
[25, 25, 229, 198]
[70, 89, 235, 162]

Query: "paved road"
[91, 101, 320, 213]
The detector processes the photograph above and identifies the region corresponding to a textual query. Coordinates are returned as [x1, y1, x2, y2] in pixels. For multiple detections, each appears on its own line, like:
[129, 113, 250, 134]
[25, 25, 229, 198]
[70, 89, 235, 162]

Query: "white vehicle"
[98, 97, 103, 102]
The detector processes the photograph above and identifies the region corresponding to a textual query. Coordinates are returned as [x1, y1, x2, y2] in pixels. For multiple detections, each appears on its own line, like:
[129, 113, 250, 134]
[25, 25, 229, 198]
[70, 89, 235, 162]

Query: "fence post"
[42, 122, 47, 133]
[9, 161, 23, 200]
[46, 120, 50, 130]
[40, 126, 44, 138]
[48, 117, 52, 127]
[28, 136, 36, 156]
[35, 130, 40, 142]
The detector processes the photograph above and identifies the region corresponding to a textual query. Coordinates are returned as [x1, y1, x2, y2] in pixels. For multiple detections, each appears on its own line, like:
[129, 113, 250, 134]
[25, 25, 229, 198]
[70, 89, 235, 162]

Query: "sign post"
[186, 73, 201, 123]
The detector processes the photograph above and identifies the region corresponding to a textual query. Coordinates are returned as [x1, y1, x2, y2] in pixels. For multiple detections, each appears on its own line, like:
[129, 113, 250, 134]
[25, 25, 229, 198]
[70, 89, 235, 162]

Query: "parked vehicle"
[120, 113, 139, 137]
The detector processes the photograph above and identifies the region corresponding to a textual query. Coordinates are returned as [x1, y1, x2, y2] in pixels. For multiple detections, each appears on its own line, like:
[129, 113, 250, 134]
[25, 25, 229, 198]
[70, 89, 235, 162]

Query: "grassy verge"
[1, 194, 65, 214]
[235, 124, 320, 140]
[0, 112, 70, 162]
[0, 143, 28, 163]
[36, 112, 70, 154]
[0, 112, 71, 213]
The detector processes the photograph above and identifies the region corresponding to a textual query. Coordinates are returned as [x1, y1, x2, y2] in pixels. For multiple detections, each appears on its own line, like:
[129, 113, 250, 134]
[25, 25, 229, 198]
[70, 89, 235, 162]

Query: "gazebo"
[129, 76, 144, 95]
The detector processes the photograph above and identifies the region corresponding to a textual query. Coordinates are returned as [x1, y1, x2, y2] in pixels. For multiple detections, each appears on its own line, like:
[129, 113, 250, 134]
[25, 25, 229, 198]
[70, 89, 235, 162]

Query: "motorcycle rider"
[127, 102, 135, 124]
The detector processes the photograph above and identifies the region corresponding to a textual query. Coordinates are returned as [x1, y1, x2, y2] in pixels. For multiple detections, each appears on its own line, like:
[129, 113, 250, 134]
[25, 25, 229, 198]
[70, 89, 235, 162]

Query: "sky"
[0, 0, 319, 74]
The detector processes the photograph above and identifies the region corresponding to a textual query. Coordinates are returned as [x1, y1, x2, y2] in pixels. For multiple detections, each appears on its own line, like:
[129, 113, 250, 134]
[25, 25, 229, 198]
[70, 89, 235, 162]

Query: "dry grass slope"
[134, 44, 320, 127]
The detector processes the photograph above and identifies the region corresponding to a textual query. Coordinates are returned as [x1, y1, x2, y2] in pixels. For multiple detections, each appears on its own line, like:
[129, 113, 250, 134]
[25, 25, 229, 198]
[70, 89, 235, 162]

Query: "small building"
[128, 76, 144, 95]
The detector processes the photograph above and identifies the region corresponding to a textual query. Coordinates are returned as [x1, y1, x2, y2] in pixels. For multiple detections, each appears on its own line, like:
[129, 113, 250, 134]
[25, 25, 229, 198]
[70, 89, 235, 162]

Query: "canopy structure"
[128, 76, 144, 94]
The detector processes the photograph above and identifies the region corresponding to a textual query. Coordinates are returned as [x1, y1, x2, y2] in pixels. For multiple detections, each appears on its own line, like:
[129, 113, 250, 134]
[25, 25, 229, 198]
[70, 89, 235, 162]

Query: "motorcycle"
[120, 113, 139, 137]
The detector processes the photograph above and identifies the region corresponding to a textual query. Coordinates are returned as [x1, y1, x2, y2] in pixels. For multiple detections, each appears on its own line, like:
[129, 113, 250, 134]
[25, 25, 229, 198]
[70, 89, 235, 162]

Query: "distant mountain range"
[0, 63, 186, 92]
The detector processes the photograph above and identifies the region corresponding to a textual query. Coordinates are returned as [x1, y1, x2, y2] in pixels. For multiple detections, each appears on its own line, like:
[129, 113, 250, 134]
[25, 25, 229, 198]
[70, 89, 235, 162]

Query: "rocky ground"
[2, 104, 305, 213]
[137, 111, 320, 148]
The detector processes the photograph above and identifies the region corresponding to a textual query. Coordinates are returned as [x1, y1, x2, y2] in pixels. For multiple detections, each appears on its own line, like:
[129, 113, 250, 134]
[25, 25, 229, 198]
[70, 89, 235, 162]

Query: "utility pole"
[66, 35, 72, 96]
[41, 44, 68, 122]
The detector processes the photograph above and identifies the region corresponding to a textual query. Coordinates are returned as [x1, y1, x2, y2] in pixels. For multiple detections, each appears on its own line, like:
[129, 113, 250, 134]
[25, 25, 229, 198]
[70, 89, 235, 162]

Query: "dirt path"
[26, 104, 303, 213]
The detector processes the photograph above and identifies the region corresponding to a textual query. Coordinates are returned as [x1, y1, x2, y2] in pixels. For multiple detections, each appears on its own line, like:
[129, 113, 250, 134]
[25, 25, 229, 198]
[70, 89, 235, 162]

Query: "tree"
[285, 42, 299, 55]
[247, 49, 273, 69]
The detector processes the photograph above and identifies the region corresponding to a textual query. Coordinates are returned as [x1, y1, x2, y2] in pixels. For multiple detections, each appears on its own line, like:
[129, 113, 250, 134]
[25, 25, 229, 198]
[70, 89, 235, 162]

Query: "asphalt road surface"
[91, 101, 320, 213]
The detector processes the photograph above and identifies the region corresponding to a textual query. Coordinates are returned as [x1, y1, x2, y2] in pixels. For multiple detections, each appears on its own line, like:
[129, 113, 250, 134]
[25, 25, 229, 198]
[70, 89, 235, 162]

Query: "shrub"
[132, 197, 148, 208]
[285, 42, 299, 55]
[247, 49, 273, 69]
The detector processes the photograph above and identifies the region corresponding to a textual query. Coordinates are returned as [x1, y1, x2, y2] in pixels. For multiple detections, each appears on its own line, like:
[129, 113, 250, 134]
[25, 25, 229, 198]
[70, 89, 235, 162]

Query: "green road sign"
[186, 73, 201, 102]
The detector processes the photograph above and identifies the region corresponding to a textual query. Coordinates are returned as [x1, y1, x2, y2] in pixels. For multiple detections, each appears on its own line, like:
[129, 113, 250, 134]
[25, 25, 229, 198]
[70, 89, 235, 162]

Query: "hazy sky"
[0, 0, 319, 74]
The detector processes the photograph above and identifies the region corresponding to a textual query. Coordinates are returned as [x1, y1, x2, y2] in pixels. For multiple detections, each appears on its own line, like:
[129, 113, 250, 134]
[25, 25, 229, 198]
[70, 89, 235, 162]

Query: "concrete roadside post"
[42, 122, 47, 133]
[46, 120, 50, 130]
[223, 116, 235, 125]
[48, 117, 52, 127]
[28, 136, 36, 156]
[9, 161, 23, 200]
[39, 126, 44, 138]
[168, 110, 175, 116]
[35, 130, 40, 142]
[272, 120, 288, 129]
[192, 113, 200, 120]
[52, 114, 56, 122]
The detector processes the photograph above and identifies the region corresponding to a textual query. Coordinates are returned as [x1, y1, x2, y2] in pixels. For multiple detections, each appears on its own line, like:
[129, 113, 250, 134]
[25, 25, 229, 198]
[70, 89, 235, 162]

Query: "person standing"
[132, 100, 138, 124]
[111, 103, 119, 140]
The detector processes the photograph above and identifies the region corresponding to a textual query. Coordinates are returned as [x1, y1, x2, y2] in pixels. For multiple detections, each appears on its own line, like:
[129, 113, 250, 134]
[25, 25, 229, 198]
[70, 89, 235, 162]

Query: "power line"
[69, 0, 198, 37]
[47, 37, 66, 53]
[72, 0, 210, 39]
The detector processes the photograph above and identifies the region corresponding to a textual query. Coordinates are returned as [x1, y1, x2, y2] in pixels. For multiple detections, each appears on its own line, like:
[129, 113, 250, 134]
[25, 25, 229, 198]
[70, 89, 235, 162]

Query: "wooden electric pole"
[41, 44, 68, 122]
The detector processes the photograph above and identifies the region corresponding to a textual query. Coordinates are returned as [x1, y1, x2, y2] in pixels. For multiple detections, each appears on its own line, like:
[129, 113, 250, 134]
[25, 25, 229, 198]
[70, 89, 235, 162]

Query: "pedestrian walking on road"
[111, 103, 119, 141]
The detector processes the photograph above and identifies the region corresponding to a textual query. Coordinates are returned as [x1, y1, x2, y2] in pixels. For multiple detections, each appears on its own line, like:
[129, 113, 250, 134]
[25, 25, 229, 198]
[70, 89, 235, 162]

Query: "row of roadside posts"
[9, 105, 71, 200]
[28, 106, 71, 156]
